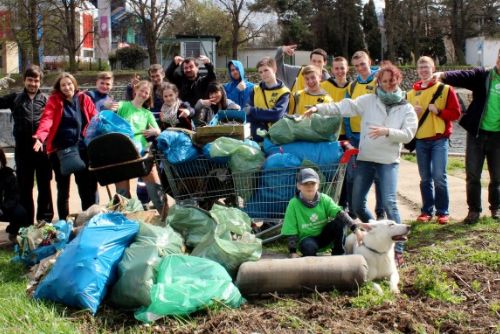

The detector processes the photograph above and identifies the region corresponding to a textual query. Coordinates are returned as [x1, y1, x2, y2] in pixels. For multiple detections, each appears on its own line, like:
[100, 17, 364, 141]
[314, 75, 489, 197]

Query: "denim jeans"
[465, 131, 500, 212]
[351, 161, 403, 253]
[415, 138, 449, 216]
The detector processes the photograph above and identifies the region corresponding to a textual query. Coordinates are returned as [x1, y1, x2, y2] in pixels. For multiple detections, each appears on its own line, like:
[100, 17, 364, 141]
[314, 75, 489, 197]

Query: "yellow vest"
[290, 66, 305, 95]
[347, 78, 377, 133]
[289, 89, 333, 115]
[407, 84, 450, 139]
[253, 84, 290, 113]
[321, 79, 350, 135]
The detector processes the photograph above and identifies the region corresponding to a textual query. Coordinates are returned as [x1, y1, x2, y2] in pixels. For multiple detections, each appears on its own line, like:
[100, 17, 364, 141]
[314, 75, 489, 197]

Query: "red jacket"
[411, 80, 461, 139]
[35, 91, 97, 154]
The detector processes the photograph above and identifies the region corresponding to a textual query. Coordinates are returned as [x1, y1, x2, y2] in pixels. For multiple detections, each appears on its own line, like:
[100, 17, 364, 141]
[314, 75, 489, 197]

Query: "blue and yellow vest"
[289, 89, 333, 115]
[321, 79, 350, 135]
[346, 77, 377, 133]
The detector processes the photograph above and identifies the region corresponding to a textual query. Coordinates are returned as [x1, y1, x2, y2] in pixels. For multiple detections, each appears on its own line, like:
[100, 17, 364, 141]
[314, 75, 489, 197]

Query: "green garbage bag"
[191, 205, 262, 275]
[167, 205, 216, 248]
[110, 223, 184, 308]
[209, 137, 264, 201]
[134, 254, 244, 322]
[268, 114, 342, 144]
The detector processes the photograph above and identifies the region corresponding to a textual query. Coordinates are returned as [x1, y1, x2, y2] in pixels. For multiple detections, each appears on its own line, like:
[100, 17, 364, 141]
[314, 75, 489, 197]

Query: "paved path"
[0, 159, 490, 247]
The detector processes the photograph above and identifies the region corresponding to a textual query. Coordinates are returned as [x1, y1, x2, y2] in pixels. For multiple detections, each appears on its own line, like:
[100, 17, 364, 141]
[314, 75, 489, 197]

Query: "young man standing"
[0, 65, 53, 224]
[245, 57, 290, 141]
[321, 56, 351, 139]
[436, 48, 500, 224]
[86, 71, 118, 112]
[275, 45, 330, 94]
[407, 56, 461, 224]
[345, 51, 385, 220]
[289, 65, 333, 115]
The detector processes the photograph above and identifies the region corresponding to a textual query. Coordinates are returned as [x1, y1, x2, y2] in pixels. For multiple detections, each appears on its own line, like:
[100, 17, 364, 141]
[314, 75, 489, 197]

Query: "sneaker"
[463, 211, 480, 225]
[394, 252, 404, 267]
[491, 210, 500, 220]
[376, 211, 386, 220]
[416, 213, 432, 223]
[436, 215, 449, 225]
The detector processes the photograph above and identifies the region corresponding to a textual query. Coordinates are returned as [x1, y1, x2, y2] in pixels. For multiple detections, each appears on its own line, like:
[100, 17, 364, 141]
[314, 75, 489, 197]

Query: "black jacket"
[0, 89, 47, 144]
[0, 167, 19, 213]
[165, 61, 217, 107]
[443, 67, 496, 136]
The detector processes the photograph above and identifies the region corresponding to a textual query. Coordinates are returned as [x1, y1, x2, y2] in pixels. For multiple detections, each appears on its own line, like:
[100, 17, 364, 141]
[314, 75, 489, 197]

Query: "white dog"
[345, 220, 410, 293]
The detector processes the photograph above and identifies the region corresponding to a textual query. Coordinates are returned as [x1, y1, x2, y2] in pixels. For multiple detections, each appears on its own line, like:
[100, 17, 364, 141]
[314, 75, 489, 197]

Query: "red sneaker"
[416, 213, 432, 223]
[437, 215, 449, 225]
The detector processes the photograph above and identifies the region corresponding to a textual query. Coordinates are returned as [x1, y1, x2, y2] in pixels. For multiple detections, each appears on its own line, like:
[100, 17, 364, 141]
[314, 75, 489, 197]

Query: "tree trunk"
[231, 33, 238, 59]
[147, 36, 157, 64]
[29, 0, 40, 65]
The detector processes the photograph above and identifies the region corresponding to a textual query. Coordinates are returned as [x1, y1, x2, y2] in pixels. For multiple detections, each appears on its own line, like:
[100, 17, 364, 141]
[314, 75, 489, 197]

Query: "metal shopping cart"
[157, 142, 358, 243]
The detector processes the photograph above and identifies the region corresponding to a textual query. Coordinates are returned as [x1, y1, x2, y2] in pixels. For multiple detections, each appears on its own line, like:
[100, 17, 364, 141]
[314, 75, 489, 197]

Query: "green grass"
[402, 154, 488, 176]
[413, 265, 465, 304]
[407, 218, 500, 270]
[350, 282, 396, 308]
[0, 216, 498, 332]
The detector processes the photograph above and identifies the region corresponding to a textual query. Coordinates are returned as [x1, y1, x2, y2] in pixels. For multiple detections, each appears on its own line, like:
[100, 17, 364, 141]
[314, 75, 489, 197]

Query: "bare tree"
[44, 0, 93, 72]
[127, 0, 171, 64]
[0, 0, 47, 70]
[216, 0, 267, 59]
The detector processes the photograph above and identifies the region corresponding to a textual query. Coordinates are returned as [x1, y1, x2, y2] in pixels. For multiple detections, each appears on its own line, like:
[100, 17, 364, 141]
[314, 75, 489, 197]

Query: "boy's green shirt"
[281, 193, 342, 241]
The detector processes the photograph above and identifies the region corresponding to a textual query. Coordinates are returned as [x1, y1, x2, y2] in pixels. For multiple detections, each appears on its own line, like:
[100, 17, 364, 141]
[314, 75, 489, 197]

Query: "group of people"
[0, 46, 498, 265]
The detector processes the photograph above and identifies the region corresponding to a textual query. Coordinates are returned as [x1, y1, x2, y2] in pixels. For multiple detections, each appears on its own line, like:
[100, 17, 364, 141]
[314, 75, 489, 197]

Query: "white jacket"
[316, 94, 417, 164]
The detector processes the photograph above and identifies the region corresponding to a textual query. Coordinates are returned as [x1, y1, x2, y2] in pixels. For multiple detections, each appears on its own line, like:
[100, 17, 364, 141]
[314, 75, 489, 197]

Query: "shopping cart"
[157, 143, 358, 243]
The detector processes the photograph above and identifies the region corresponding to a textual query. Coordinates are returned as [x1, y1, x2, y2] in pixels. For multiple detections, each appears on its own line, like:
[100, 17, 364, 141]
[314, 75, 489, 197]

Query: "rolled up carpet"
[235, 255, 368, 295]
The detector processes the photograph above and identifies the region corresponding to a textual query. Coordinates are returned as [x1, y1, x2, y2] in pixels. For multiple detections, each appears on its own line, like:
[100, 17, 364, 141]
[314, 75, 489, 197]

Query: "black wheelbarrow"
[87, 132, 154, 187]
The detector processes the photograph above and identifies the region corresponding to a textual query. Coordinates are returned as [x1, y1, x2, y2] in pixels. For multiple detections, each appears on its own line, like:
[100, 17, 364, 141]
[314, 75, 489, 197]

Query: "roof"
[175, 34, 221, 42]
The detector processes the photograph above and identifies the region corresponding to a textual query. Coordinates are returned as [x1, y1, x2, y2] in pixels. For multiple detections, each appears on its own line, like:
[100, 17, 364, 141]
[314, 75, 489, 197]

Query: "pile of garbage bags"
[19, 197, 261, 323]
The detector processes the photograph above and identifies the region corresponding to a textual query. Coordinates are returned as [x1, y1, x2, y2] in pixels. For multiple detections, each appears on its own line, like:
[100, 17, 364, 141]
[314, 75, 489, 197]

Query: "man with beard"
[165, 55, 217, 107]
[0, 65, 53, 225]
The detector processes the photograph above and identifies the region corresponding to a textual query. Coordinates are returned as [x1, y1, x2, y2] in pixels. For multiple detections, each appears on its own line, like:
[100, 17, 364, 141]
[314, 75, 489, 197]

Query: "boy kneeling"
[282, 168, 369, 258]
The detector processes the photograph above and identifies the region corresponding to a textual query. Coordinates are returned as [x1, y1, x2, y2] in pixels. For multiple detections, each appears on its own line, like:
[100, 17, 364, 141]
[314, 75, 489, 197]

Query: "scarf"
[160, 99, 182, 127]
[376, 87, 405, 106]
[298, 191, 320, 208]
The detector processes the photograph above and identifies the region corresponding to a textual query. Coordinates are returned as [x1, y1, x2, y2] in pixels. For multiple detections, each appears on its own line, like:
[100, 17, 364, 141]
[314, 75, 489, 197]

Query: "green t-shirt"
[480, 70, 500, 131]
[281, 193, 342, 241]
[117, 101, 159, 150]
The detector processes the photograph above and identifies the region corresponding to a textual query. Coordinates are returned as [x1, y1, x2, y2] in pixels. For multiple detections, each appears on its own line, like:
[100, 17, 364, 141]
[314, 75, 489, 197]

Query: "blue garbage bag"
[262, 138, 343, 166]
[157, 130, 199, 164]
[244, 153, 302, 219]
[84, 110, 135, 145]
[34, 213, 139, 314]
[12, 220, 73, 266]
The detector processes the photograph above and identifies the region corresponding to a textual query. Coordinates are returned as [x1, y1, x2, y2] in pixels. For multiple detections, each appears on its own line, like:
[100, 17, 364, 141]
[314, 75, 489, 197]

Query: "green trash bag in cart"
[191, 205, 262, 276]
[209, 137, 265, 201]
[134, 254, 244, 322]
[110, 223, 184, 309]
[267, 113, 342, 144]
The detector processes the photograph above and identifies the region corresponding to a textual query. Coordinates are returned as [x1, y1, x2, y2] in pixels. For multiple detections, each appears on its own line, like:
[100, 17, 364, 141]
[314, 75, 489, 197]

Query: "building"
[466, 37, 500, 67]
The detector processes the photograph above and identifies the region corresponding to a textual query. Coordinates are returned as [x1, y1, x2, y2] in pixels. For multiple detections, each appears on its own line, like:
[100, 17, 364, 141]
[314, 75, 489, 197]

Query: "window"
[184, 41, 200, 58]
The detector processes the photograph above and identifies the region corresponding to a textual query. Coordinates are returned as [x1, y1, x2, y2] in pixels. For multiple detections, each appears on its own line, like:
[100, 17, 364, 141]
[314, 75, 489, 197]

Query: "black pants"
[465, 131, 500, 213]
[3, 203, 30, 236]
[300, 220, 346, 256]
[50, 149, 98, 220]
[15, 142, 54, 223]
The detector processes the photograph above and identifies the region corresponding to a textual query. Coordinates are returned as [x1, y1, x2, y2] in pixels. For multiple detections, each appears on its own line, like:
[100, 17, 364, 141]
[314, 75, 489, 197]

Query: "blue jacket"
[223, 60, 254, 108]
